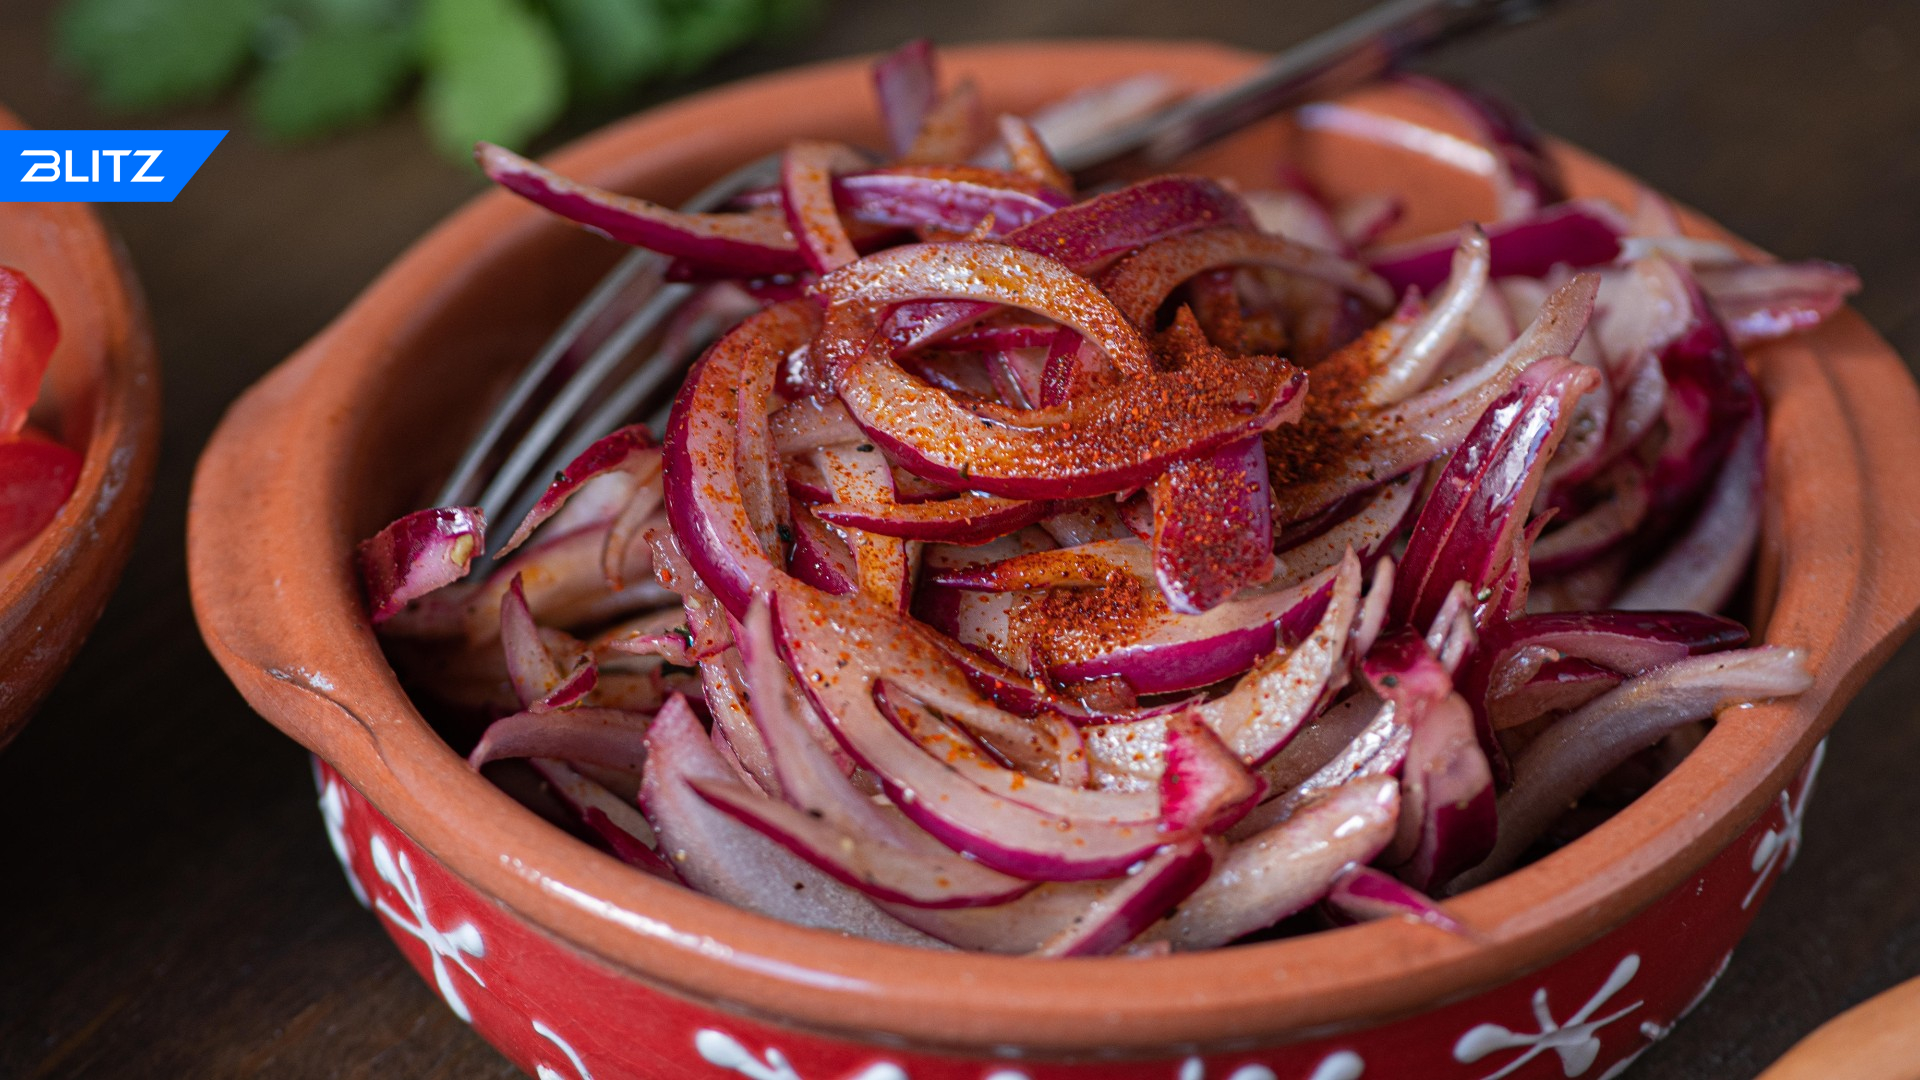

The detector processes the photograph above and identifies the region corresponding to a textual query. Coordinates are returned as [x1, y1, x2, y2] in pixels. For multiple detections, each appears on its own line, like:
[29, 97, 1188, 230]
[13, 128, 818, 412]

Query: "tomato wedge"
[0, 428, 80, 561]
[0, 267, 58, 438]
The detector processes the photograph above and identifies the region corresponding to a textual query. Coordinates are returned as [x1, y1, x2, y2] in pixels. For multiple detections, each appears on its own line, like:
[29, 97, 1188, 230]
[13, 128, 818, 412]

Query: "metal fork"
[439, 0, 1566, 547]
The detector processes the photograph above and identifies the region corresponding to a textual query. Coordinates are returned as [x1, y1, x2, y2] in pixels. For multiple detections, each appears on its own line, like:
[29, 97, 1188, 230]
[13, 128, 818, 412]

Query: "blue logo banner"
[0, 130, 226, 203]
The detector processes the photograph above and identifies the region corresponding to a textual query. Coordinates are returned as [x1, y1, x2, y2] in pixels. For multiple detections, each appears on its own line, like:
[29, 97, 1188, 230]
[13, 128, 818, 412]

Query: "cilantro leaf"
[419, 0, 567, 158]
[57, 0, 265, 111]
[252, 21, 417, 141]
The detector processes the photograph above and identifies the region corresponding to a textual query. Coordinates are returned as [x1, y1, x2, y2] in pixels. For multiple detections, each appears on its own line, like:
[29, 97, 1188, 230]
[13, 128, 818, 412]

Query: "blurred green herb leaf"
[252, 20, 416, 140]
[57, 0, 266, 110]
[420, 0, 566, 159]
[547, 0, 671, 98]
[53, 0, 818, 160]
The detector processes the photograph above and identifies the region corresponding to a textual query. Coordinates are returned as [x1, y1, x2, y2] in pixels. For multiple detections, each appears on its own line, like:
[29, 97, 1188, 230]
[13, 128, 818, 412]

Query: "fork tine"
[477, 281, 696, 531]
[451, 153, 783, 525]
[435, 248, 662, 509]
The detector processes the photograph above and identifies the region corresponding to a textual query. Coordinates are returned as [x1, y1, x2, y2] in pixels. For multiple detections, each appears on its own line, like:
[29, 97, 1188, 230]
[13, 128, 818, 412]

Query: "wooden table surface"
[0, 1, 1915, 1076]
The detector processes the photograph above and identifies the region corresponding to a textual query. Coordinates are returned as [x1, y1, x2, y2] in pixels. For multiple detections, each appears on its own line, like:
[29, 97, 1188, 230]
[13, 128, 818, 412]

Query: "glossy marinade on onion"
[356, 41, 1852, 955]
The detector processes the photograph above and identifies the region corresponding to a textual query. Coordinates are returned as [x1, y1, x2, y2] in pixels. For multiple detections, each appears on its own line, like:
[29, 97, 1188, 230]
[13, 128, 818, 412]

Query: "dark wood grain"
[0, 1, 1915, 1077]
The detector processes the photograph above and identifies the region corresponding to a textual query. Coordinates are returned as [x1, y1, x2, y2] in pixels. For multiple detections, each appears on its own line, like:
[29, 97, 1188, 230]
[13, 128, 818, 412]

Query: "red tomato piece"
[0, 429, 81, 562]
[0, 267, 59, 437]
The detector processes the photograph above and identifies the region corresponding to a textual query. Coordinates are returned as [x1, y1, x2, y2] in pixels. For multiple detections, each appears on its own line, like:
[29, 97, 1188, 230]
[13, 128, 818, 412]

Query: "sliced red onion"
[817, 241, 1155, 381]
[929, 537, 1146, 592]
[639, 695, 942, 943]
[691, 773, 1035, 907]
[701, 646, 780, 796]
[1036, 839, 1217, 957]
[1694, 259, 1860, 346]
[1393, 75, 1566, 219]
[782, 141, 865, 273]
[787, 500, 859, 595]
[1275, 475, 1418, 584]
[996, 113, 1072, 194]
[358, 506, 485, 624]
[1337, 193, 1405, 250]
[598, 617, 695, 666]
[1614, 404, 1764, 613]
[840, 336, 1305, 502]
[941, 320, 1062, 352]
[1369, 200, 1626, 296]
[775, 570, 1089, 779]
[1362, 632, 1495, 890]
[663, 302, 817, 615]
[1464, 608, 1749, 714]
[479, 143, 804, 276]
[498, 426, 662, 557]
[499, 574, 599, 711]
[528, 758, 677, 881]
[1153, 436, 1275, 615]
[1102, 227, 1394, 325]
[984, 344, 1038, 408]
[1486, 657, 1621, 731]
[735, 355, 787, 562]
[814, 492, 1052, 543]
[460, 523, 672, 643]
[1039, 498, 1132, 547]
[837, 168, 1066, 239]
[1325, 864, 1468, 936]
[1392, 356, 1601, 633]
[880, 868, 1155, 954]
[1158, 715, 1264, 833]
[1084, 553, 1362, 785]
[1353, 557, 1396, 660]
[905, 77, 984, 164]
[1244, 188, 1350, 254]
[871, 39, 938, 158]
[814, 443, 914, 612]
[773, 582, 1178, 881]
[1046, 557, 1339, 696]
[1269, 273, 1599, 524]
[1138, 777, 1399, 951]
[770, 396, 863, 455]
[736, 602, 855, 775]
[1457, 646, 1812, 889]
[1241, 692, 1408, 837]
[469, 707, 650, 772]
[1530, 463, 1648, 574]
[882, 176, 1256, 352]
[578, 804, 679, 881]
[1021, 74, 1181, 160]
[1364, 227, 1491, 406]
[1007, 174, 1254, 274]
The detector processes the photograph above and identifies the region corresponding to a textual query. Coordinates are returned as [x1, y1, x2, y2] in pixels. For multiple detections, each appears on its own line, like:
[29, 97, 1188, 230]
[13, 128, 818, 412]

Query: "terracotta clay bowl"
[187, 42, 1920, 1080]
[0, 105, 160, 751]
[1757, 974, 1920, 1080]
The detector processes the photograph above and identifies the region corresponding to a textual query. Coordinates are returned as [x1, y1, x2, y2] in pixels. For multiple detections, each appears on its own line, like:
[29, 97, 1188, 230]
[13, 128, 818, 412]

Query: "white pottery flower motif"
[1177, 1051, 1364, 1080]
[533, 1019, 595, 1080]
[314, 766, 369, 909]
[369, 832, 487, 1022]
[694, 1029, 908, 1080]
[1453, 954, 1644, 1080]
[1744, 738, 1826, 909]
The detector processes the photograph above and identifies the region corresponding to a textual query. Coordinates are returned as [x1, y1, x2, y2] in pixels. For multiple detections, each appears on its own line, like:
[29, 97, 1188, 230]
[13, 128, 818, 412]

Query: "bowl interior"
[0, 107, 159, 744]
[195, 42, 1920, 1052]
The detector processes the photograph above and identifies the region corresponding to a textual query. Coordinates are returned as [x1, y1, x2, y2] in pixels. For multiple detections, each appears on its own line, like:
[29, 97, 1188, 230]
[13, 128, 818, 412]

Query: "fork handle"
[1059, 0, 1568, 180]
